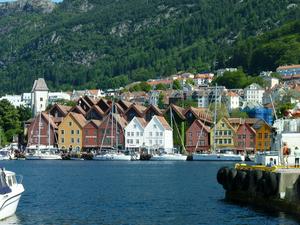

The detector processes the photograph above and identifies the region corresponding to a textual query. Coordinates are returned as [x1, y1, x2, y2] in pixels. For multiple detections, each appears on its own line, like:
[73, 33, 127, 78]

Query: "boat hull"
[0, 185, 24, 220]
[25, 155, 62, 160]
[150, 154, 187, 161]
[192, 153, 245, 161]
[93, 154, 131, 161]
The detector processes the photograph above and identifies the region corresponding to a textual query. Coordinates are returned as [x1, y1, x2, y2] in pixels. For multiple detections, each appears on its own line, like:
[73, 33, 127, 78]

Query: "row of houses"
[26, 95, 272, 153]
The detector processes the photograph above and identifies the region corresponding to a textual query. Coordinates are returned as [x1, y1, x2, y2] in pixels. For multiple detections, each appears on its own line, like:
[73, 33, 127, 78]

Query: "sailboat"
[150, 106, 187, 161]
[93, 102, 131, 161]
[26, 112, 62, 160]
[192, 85, 245, 161]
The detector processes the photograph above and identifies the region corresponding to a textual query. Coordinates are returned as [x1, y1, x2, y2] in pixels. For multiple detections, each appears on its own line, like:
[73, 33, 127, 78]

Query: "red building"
[185, 120, 210, 153]
[27, 112, 57, 147]
[98, 114, 127, 149]
[82, 120, 101, 150]
[234, 121, 256, 154]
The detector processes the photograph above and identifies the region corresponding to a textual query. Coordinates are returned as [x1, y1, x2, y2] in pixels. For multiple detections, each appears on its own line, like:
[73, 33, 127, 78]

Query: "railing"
[16, 175, 23, 185]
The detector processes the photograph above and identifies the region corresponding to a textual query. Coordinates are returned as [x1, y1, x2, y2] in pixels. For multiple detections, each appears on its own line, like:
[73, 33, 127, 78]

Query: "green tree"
[139, 82, 152, 92]
[230, 109, 249, 118]
[172, 80, 182, 90]
[156, 83, 168, 90]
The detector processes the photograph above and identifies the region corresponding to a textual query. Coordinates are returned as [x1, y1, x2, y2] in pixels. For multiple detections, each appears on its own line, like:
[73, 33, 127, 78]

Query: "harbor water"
[0, 160, 299, 225]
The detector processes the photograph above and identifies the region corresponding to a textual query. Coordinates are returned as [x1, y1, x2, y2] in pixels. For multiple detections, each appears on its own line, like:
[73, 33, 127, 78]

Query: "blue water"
[0, 161, 299, 225]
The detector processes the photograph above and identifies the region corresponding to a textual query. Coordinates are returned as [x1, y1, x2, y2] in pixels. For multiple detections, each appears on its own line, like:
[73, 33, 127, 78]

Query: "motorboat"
[93, 151, 131, 161]
[150, 153, 187, 161]
[25, 146, 62, 160]
[193, 151, 245, 161]
[0, 168, 24, 220]
[0, 149, 11, 160]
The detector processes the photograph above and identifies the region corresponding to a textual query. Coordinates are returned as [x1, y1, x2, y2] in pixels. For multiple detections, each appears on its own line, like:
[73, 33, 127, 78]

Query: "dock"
[217, 164, 300, 215]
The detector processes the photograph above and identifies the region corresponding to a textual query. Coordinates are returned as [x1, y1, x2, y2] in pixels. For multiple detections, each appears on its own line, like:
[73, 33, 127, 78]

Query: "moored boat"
[0, 168, 24, 220]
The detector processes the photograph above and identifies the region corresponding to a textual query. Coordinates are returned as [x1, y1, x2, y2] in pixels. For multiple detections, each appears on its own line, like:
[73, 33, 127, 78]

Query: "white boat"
[93, 152, 131, 161]
[0, 168, 24, 220]
[193, 151, 245, 161]
[25, 146, 62, 160]
[150, 153, 187, 161]
[0, 149, 11, 160]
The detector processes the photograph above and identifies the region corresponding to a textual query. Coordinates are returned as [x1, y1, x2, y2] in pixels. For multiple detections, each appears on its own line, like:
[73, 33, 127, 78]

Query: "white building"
[226, 91, 240, 111]
[0, 94, 26, 107]
[125, 117, 147, 150]
[22, 93, 31, 107]
[193, 73, 214, 87]
[262, 76, 279, 89]
[144, 116, 173, 153]
[244, 83, 265, 104]
[48, 91, 71, 104]
[31, 78, 49, 116]
[197, 90, 209, 108]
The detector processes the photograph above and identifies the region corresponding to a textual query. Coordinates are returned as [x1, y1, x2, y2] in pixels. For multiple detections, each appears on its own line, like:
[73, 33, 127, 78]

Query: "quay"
[217, 164, 300, 216]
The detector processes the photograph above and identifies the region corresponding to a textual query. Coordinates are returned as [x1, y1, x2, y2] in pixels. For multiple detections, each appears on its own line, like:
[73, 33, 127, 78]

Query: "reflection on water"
[0, 215, 20, 225]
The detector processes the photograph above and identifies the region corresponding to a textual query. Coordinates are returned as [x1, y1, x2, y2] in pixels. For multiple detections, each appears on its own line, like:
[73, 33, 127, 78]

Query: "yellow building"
[252, 120, 272, 152]
[210, 117, 235, 151]
[58, 112, 86, 151]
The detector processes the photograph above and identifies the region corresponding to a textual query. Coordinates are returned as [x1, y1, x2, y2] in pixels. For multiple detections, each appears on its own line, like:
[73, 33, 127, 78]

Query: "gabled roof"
[227, 118, 261, 126]
[165, 104, 186, 120]
[87, 105, 105, 116]
[84, 119, 102, 128]
[70, 105, 86, 116]
[135, 117, 147, 128]
[77, 97, 92, 110]
[117, 99, 132, 111]
[184, 106, 212, 122]
[69, 112, 87, 128]
[236, 122, 256, 134]
[31, 78, 49, 92]
[41, 112, 57, 129]
[124, 103, 146, 117]
[144, 104, 163, 116]
[83, 95, 97, 106]
[189, 119, 210, 133]
[252, 119, 271, 130]
[49, 104, 72, 117]
[155, 116, 172, 130]
[217, 117, 236, 131]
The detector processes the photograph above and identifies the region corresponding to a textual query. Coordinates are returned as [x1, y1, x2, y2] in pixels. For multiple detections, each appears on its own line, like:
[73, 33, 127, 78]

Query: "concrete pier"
[217, 165, 300, 215]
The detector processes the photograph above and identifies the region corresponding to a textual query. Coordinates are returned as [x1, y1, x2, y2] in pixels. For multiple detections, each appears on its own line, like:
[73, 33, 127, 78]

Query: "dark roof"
[31, 78, 49, 92]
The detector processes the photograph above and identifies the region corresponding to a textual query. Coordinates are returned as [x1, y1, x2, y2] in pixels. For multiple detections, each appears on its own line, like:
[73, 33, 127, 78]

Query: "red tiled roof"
[147, 79, 173, 86]
[277, 64, 300, 70]
[70, 112, 87, 128]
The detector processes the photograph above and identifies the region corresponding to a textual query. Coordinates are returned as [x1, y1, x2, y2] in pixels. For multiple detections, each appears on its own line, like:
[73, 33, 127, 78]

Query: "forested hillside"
[0, 0, 299, 94]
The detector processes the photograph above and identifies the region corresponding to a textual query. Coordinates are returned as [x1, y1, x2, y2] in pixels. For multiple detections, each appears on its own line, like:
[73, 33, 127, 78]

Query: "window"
[77, 138, 80, 144]
[221, 123, 225, 128]
[77, 130, 80, 135]
[94, 130, 97, 135]
[264, 133, 268, 138]
[40, 97, 43, 101]
[250, 142, 254, 147]
[69, 122, 72, 126]
[189, 132, 192, 137]
[127, 132, 130, 136]
[71, 138, 74, 143]
[159, 140, 162, 144]
[150, 140, 152, 144]
[243, 134, 246, 139]
[131, 132, 134, 136]
[71, 130, 74, 135]
[258, 133, 262, 138]
[150, 132, 152, 136]
[61, 138, 64, 143]
[238, 135, 242, 139]
[199, 140, 205, 146]
[61, 130, 65, 135]
[140, 132, 143, 136]
[127, 139, 130, 144]
[250, 134, 254, 139]
[224, 130, 228, 136]
[134, 124, 136, 128]
[154, 124, 157, 128]
[224, 139, 227, 144]
[228, 139, 232, 144]
[219, 139, 223, 144]
[156, 132, 159, 136]
[85, 130, 88, 135]
[228, 131, 232, 136]
[136, 132, 139, 136]
[136, 139, 139, 144]
[160, 132, 163, 136]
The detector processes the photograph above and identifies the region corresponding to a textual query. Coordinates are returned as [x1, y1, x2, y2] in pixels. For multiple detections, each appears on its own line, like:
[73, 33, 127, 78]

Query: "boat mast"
[115, 103, 118, 150]
[213, 84, 218, 153]
[111, 101, 114, 149]
[48, 112, 51, 148]
[38, 112, 41, 150]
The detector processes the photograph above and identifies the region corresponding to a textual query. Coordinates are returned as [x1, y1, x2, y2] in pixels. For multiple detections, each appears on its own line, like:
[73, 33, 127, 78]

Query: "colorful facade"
[211, 118, 235, 151]
[185, 120, 210, 153]
[58, 112, 86, 151]
[252, 120, 272, 152]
